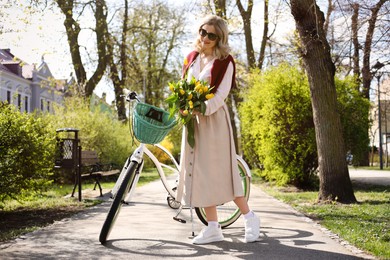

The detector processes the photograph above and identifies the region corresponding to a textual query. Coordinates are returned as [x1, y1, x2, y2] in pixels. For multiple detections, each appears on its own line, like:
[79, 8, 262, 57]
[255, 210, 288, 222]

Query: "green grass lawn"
[255, 179, 390, 260]
[0, 168, 164, 242]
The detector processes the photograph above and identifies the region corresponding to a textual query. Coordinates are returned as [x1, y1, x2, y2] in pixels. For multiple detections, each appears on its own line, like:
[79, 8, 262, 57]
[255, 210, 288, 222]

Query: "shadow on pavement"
[102, 232, 361, 260]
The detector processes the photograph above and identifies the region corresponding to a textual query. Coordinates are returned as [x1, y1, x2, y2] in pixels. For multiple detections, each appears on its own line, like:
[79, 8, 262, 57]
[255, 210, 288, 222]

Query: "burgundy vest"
[181, 51, 236, 93]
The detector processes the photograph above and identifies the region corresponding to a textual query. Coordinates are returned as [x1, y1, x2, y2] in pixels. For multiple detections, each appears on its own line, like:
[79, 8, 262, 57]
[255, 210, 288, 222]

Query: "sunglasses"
[199, 28, 218, 41]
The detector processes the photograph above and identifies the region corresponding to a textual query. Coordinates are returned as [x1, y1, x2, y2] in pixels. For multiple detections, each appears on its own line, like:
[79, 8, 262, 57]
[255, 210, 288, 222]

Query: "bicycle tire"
[99, 161, 139, 244]
[195, 158, 251, 228]
[167, 187, 181, 209]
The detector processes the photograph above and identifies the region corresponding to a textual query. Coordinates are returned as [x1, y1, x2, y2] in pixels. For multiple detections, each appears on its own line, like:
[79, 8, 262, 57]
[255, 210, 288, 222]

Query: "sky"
[0, 0, 298, 103]
[1, 2, 70, 75]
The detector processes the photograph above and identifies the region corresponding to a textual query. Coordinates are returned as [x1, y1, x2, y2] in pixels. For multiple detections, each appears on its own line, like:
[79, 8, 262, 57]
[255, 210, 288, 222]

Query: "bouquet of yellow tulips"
[166, 77, 214, 147]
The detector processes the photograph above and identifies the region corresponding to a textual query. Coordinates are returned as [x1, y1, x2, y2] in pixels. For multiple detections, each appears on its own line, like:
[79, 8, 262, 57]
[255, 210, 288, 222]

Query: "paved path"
[349, 168, 390, 186]
[1, 169, 386, 259]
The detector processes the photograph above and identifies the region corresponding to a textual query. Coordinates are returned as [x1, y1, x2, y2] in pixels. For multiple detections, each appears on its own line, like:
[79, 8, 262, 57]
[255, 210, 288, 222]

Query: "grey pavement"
[1, 169, 387, 259]
[349, 167, 390, 186]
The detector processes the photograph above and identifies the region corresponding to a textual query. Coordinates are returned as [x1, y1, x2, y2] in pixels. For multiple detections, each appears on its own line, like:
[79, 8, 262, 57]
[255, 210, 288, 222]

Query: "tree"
[123, 0, 186, 106]
[55, 0, 108, 98]
[330, 0, 389, 166]
[204, 0, 276, 69]
[236, 0, 255, 68]
[235, 0, 272, 70]
[105, 0, 129, 120]
[290, 0, 357, 203]
[207, 0, 227, 18]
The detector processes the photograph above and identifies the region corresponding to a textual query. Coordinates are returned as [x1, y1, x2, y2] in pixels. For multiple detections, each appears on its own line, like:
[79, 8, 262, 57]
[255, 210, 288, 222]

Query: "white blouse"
[187, 55, 234, 116]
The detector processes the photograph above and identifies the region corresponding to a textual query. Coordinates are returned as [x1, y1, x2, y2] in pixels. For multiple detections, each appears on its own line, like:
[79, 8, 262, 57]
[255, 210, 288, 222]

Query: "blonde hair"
[195, 15, 231, 59]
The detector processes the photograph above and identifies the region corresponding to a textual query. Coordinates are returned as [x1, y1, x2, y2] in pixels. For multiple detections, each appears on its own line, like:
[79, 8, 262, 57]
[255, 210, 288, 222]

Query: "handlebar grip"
[125, 91, 140, 102]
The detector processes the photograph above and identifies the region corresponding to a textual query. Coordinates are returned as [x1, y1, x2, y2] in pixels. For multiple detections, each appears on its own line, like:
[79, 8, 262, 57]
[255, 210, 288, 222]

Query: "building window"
[18, 94, 22, 110]
[47, 101, 50, 112]
[7, 91, 11, 104]
[25, 96, 29, 112]
[41, 99, 44, 111]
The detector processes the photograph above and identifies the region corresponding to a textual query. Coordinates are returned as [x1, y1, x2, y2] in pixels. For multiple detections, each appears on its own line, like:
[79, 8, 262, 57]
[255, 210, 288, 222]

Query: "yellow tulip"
[179, 89, 185, 95]
[169, 83, 174, 91]
[187, 93, 193, 100]
[206, 93, 214, 100]
[182, 109, 189, 116]
[184, 57, 188, 66]
[189, 101, 194, 109]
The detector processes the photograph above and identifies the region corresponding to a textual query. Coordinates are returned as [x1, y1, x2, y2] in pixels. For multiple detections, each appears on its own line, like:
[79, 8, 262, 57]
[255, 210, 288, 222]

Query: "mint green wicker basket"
[133, 102, 176, 144]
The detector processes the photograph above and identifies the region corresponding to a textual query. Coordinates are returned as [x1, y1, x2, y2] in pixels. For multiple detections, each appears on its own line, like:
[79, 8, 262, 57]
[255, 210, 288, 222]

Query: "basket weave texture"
[133, 102, 176, 144]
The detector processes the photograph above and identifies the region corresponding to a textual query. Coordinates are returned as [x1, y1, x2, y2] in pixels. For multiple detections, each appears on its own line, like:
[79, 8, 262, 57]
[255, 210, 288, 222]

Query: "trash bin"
[55, 128, 82, 201]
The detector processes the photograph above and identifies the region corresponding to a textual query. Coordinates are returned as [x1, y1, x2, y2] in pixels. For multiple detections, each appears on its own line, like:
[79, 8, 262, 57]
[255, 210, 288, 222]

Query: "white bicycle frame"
[111, 143, 180, 203]
[111, 142, 251, 204]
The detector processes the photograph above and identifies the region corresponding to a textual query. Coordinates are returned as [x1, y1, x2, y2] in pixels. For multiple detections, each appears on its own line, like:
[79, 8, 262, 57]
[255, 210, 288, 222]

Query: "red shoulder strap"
[182, 51, 199, 79]
[210, 55, 236, 93]
[181, 52, 236, 93]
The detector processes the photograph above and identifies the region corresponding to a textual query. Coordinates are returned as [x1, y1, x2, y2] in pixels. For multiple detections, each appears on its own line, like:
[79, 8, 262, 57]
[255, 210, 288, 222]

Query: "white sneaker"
[192, 225, 224, 244]
[244, 213, 260, 243]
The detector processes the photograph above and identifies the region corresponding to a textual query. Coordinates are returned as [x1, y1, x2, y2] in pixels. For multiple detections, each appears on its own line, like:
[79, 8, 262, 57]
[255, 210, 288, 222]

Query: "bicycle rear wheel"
[99, 161, 139, 244]
[195, 158, 251, 228]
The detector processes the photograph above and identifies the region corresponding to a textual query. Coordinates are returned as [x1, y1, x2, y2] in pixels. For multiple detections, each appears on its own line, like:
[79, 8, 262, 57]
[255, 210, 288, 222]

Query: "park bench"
[71, 150, 120, 197]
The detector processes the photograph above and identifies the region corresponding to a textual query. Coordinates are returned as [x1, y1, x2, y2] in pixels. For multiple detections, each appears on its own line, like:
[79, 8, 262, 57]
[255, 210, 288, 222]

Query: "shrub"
[142, 139, 176, 169]
[46, 96, 133, 169]
[239, 64, 317, 188]
[335, 77, 370, 166]
[0, 103, 55, 202]
[240, 64, 371, 188]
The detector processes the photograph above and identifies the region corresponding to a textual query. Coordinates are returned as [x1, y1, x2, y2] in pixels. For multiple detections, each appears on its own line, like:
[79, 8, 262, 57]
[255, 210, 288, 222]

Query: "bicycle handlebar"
[120, 91, 140, 102]
[125, 91, 140, 102]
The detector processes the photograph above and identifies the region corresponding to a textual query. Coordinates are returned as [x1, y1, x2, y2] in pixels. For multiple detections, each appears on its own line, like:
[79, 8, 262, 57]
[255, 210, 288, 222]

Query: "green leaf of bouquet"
[187, 119, 195, 148]
[200, 102, 206, 114]
[166, 95, 177, 103]
[190, 77, 196, 85]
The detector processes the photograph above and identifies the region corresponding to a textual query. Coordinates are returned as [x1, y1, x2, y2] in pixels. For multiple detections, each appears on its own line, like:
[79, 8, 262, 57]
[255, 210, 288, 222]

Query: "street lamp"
[372, 61, 385, 169]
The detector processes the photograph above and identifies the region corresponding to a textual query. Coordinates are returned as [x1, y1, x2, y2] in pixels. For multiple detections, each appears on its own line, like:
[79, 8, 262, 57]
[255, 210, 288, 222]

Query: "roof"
[0, 63, 12, 73]
[0, 49, 14, 61]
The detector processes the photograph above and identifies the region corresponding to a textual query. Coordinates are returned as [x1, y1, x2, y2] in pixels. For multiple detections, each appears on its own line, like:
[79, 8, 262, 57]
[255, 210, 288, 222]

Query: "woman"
[176, 15, 260, 244]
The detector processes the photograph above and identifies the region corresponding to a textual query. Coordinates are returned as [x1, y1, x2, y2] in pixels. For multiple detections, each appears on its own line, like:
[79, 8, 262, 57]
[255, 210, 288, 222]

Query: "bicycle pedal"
[121, 200, 130, 205]
[173, 217, 186, 224]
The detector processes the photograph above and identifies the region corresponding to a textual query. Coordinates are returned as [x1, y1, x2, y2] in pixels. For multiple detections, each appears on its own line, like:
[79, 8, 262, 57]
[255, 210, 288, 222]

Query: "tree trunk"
[290, 0, 356, 203]
[323, 0, 333, 35]
[258, 0, 269, 70]
[57, 0, 87, 88]
[236, 0, 255, 68]
[106, 0, 128, 121]
[213, 0, 226, 18]
[84, 0, 108, 97]
[360, 0, 387, 166]
[351, 3, 360, 81]
[361, 0, 387, 99]
[56, 0, 107, 98]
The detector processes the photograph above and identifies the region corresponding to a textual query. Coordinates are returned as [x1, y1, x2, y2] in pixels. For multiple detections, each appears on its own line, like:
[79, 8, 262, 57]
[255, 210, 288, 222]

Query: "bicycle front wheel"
[195, 157, 251, 228]
[99, 161, 139, 244]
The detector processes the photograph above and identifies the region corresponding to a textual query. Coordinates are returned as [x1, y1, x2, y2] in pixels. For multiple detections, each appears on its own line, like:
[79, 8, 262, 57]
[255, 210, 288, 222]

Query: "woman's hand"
[192, 110, 201, 116]
[179, 109, 201, 116]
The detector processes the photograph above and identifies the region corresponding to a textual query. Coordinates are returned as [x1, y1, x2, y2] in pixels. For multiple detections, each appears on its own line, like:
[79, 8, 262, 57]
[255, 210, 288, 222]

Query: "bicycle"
[99, 92, 252, 244]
